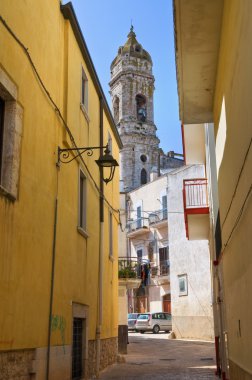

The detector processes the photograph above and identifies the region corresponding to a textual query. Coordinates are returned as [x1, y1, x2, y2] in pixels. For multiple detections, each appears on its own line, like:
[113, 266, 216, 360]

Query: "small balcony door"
[159, 247, 169, 275]
[72, 318, 85, 380]
[163, 294, 171, 313]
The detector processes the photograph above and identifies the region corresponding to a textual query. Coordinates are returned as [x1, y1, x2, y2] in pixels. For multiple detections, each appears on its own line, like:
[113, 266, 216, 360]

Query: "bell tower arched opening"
[141, 168, 147, 185]
[136, 94, 146, 122]
[113, 96, 120, 124]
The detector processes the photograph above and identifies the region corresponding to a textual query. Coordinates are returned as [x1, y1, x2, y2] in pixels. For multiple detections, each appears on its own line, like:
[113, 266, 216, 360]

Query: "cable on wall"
[0, 15, 122, 226]
[221, 136, 252, 229]
[222, 183, 252, 252]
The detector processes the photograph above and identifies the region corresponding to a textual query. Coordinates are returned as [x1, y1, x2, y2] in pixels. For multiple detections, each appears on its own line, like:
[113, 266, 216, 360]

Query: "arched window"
[136, 94, 146, 122]
[141, 168, 147, 185]
[113, 96, 120, 124]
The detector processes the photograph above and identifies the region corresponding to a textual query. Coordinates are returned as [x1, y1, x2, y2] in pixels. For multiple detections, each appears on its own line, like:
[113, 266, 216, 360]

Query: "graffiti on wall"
[51, 314, 66, 353]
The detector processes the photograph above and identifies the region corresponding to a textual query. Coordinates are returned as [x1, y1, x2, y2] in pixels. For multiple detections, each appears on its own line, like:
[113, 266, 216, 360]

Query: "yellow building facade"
[174, 1, 252, 379]
[0, 1, 122, 379]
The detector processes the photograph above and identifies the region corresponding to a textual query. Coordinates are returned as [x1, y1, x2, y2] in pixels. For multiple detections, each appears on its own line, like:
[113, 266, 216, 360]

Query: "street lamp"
[57, 143, 119, 184]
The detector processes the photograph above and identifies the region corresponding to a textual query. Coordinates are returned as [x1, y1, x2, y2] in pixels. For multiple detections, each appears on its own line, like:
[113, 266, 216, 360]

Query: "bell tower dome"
[110, 27, 160, 191]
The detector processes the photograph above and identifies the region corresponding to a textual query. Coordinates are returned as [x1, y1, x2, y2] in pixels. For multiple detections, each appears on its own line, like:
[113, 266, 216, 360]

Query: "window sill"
[77, 226, 89, 239]
[0, 185, 16, 202]
[80, 103, 90, 124]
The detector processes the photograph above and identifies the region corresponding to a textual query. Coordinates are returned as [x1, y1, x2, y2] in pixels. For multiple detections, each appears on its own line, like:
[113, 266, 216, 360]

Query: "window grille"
[72, 318, 83, 380]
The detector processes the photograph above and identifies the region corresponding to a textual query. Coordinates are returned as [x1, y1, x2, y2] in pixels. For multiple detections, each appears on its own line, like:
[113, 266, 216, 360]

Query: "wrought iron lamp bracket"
[57, 143, 119, 184]
[57, 145, 108, 165]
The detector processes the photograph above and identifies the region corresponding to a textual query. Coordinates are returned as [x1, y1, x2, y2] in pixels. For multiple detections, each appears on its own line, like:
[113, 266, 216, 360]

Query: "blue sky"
[68, 0, 182, 154]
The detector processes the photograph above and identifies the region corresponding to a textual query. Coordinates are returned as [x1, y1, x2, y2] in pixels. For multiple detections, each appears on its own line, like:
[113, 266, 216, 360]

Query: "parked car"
[135, 312, 172, 334]
[128, 313, 141, 331]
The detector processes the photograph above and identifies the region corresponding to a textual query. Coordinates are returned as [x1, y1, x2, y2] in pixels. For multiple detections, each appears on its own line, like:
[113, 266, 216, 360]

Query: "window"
[178, 274, 188, 296]
[72, 303, 88, 380]
[136, 206, 142, 228]
[135, 44, 141, 53]
[136, 94, 146, 122]
[0, 68, 23, 200]
[137, 249, 143, 261]
[141, 168, 147, 185]
[113, 96, 119, 124]
[0, 97, 5, 179]
[109, 211, 113, 258]
[72, 317, 83, 380]
[81, 67, 88, 111]
[159, 247, 169, 275]
[162, 195, 168, 220]
[78, 170, 86, 231]
[108, 132, 112, 153]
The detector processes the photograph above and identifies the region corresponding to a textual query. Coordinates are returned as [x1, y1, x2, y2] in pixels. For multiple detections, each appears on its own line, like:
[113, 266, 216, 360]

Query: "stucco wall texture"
[168, 165, 214, 340]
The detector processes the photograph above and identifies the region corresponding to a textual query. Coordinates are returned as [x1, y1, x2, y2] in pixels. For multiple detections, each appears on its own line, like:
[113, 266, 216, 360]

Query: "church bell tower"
[109, 27, 160, 191]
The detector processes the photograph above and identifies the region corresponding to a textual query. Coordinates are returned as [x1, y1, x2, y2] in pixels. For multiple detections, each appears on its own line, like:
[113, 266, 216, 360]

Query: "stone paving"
[99, 332, 218, 379]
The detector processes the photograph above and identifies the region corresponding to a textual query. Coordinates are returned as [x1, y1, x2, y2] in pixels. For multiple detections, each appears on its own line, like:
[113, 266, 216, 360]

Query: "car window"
[152, 313, 157, 319]
[128, 313, 138, 319]
[165, 313, 171, 320]
[137, 314, 149, 320]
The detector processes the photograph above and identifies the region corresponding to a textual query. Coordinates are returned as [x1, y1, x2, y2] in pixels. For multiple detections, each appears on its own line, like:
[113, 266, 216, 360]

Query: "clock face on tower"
[137, 107, 146, 122]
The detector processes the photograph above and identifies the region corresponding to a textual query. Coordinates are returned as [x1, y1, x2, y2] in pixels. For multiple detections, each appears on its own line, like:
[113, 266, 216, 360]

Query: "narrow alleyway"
[100, 332, 217, 379]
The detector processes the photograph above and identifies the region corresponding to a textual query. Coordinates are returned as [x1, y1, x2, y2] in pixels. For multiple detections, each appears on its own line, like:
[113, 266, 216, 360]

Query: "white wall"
[168, 165, 214, 340]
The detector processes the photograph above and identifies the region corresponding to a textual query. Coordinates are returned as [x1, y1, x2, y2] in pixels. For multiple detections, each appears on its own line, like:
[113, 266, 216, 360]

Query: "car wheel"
[140, 331, 145, 334]
[153, 325, 160, 334]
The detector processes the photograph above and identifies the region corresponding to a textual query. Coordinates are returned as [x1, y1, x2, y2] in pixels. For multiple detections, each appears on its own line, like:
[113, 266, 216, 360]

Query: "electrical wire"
[221, 137, 252, 229]
[222, 184, 252, 251]
[0, 16, 123, 227]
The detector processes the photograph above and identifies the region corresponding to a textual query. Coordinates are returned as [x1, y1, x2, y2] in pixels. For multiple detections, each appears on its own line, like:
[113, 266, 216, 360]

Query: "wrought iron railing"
[127, 217, 149, 232]
[118, 258, 169, 281]
[118, 258, 141, 279]
[183, 178, 208, 209]
[149, 209, 168, 224]
[150, 260, 170, 277]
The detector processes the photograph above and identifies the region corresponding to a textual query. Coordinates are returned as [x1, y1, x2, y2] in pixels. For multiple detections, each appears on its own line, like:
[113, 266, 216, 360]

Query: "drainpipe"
[46, 169, 59, 380]
[96, 97, 104, 377]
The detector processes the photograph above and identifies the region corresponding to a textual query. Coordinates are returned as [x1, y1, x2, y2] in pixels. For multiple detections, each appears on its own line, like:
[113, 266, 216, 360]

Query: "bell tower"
[110, 27, 160, 191]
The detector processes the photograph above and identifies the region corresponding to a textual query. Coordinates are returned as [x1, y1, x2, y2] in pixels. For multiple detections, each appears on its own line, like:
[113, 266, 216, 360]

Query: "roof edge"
[60, 2, 123, 149]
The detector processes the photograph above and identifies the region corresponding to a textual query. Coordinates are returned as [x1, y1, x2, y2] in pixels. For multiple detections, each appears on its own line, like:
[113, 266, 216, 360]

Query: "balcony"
[127, 217, 150, 238]
[118, 257, 142, 289]
[183, 178, 210, 240]
[149, 209, 168, 228]
[118, 257, 170, 287]
[150, 260, 170, 285]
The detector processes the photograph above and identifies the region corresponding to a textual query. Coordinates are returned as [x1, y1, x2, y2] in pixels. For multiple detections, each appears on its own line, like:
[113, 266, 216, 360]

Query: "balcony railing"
[183, 178, 209, 239]
[118, 258, 141, 279]
[149, 209, 168, 224]
[151, 260, 170, 277]
[118, 258, 169, 282]
[183, 178, 209, 209]
[127, 217, 149, 233]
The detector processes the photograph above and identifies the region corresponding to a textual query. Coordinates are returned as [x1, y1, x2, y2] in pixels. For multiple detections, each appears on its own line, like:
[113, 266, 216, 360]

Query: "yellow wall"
[213, 0, 252, 374]
[0, 0, 119, 353]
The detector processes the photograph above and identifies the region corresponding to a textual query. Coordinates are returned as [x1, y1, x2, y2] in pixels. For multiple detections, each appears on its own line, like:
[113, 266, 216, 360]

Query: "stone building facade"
[110, 27, 183, 192]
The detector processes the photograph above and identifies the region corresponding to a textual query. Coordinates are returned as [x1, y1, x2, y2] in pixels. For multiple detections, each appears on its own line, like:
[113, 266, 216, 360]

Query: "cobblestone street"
[99, 332, 217, 379]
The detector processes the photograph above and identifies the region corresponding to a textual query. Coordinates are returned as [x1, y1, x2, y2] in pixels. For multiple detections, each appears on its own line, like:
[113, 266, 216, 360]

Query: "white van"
[135, 312, 172, 334]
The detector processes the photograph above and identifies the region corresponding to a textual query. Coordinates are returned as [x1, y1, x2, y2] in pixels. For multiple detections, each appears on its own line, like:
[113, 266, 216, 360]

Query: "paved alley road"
[100, 332, 217, 380]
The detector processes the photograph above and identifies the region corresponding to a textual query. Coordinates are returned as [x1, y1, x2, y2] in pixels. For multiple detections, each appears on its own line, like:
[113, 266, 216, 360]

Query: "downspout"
[46, 168, 59, 380]
[96, 97, 104, 377]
